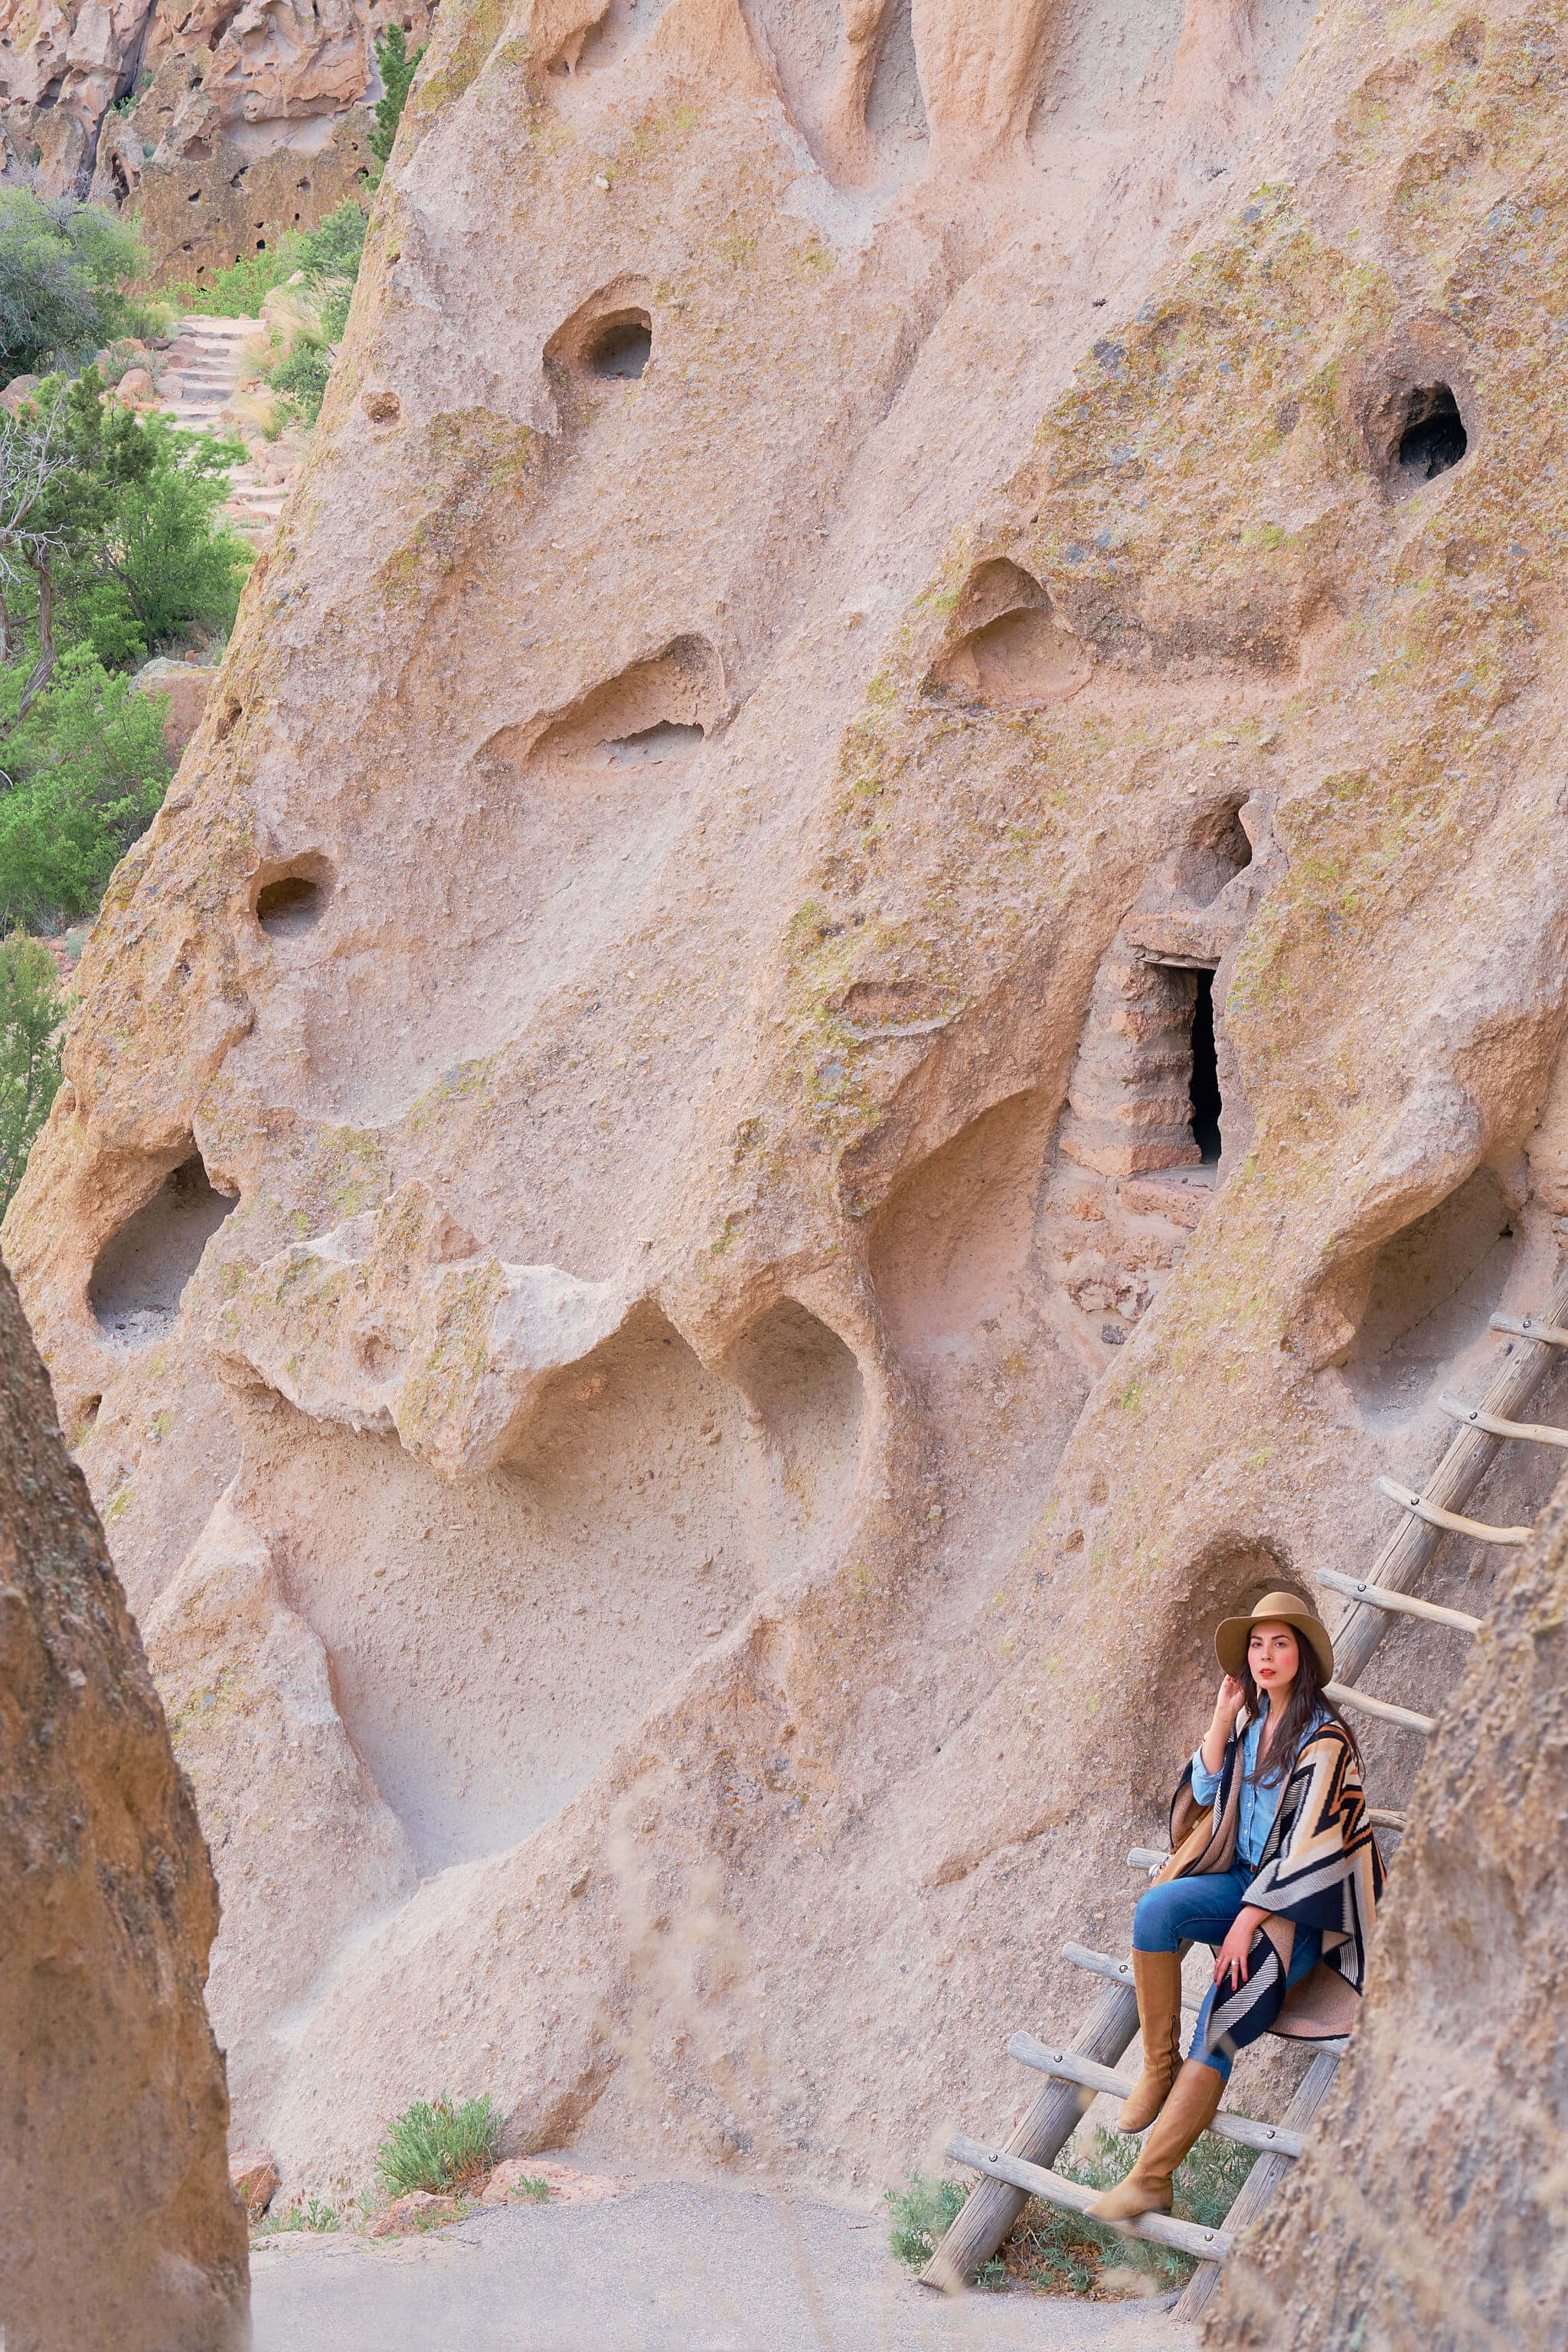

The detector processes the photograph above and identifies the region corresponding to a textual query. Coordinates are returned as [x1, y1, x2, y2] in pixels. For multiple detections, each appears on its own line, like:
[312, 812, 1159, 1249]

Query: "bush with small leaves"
[0, 191, 157, 383]
[0, 931, 60, 1213]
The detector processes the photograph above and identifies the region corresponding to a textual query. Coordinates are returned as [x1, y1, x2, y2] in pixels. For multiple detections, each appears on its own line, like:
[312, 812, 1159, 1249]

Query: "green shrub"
[265, 336, 334, 429]
[0, 372, 251, 675]
[374, 2095, 502, 2196]
[0, 645, 172, 932]
[888, 2128, 1256, 2299]
[884, 2176, 1004, 2287]
[371, 25, 426, 167]
[0, 191, 155, 381]
[166, 245, 299, 320]
[0, 932, 61, 1214]
[296, 201, 368, 299]
[77, 410, 253, 654]
[167, 196, 370, 325]
[250, 201, 368, 425]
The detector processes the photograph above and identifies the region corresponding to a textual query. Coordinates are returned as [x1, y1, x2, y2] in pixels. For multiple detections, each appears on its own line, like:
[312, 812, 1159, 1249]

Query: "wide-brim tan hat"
[1215, 1589, 1334, 1684]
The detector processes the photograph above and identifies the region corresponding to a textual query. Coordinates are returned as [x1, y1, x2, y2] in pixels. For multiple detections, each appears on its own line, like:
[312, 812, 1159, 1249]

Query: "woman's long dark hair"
[1240, 1628, 1362, 1785]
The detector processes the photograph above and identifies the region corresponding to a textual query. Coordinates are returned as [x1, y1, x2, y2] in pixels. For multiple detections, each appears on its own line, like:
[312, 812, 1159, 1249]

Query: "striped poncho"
[1161, 1715, 1386, 2049]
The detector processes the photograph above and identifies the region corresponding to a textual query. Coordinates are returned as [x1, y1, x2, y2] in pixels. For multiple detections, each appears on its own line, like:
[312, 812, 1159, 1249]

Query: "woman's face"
[1248, 1622, 1299, 1695]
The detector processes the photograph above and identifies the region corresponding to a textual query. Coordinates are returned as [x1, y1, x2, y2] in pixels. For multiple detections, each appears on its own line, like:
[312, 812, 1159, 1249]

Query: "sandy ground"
[247, 2182, 1196, 2352]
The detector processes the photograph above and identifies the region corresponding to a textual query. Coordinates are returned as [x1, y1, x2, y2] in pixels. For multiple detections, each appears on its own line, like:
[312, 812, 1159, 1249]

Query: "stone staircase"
[153, 315, 298, 544]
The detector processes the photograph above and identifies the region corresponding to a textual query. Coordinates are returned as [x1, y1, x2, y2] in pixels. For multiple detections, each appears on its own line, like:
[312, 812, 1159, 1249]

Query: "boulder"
[229, 2150, 280, 2216]
[364, 2190, 462, 2238]
[130, 658, 217, 760]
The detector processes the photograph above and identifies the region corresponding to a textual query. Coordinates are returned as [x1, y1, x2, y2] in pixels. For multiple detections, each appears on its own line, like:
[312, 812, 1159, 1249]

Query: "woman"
[1087, 1590, 1383, 2225]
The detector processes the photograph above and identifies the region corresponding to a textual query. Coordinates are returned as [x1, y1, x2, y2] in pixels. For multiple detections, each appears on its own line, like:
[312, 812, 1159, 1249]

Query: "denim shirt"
[1191, 1707, 1324, 1872]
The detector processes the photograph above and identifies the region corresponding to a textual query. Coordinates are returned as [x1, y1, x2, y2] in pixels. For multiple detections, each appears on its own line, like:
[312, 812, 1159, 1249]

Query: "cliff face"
[1207, 1468, 1568, 2352]
[0, 0, 431, 281]
[6, 0, 1568, 2241]
[0, 1260, 247, 2352]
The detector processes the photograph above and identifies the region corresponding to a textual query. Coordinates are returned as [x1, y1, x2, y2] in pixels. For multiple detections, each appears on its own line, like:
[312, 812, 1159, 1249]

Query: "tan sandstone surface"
[0, 1260, 247, 2349]
[1205, 1462, 1568, 2350]
[5, 0, 1568, 2311]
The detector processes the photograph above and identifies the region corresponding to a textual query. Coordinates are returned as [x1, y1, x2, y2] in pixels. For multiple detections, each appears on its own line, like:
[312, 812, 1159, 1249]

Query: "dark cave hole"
[1190, 969, 1221, 1165]
[255, 863, 332, 939]
[588, 312, 652, 381]
[1396, 386, 1467, 485]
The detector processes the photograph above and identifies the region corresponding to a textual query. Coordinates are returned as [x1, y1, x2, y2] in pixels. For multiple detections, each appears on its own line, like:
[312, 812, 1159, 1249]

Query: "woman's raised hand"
[1213, 1672, 1246, 1730]
[1198, 1672, 1246, 1777]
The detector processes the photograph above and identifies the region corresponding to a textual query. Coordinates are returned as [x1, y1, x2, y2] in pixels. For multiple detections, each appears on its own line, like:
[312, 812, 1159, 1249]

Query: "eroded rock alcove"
[5, 8, 1568, 2329]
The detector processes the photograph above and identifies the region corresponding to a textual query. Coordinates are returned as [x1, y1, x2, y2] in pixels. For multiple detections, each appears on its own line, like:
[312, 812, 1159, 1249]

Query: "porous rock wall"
[0, 1259, 247, 2350]
[0, 0, 430, 283]
[5, 0, 1568, 2264]
[1205, 1465, 1568, 2351]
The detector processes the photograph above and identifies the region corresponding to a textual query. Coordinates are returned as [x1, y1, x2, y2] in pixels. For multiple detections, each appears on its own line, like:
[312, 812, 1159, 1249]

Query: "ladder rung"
[946, 2135, 1236, 2262]
[1367, 1807, 1406, 1831]
[1317, 1565, 1483, 1633]
[1007, 2034, 1306, 2158]
[1062, 1942, 1200, 2011]
[1325, 1679, 1436, 1735]
[1127, 1846, 1171, 1870]
[1491, 1312, 1568, 1346]
[1438, 1389, 1568, 1449]
[1374, 1475, 1530, 1547]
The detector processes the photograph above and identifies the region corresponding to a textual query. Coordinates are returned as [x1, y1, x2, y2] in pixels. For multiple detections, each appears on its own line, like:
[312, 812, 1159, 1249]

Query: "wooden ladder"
[923, 1263, 1568, 2312]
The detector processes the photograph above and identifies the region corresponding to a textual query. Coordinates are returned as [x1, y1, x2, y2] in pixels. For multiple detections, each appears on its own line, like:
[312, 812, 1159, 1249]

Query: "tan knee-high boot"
[1115, 1950, 1184, 2131]
[1088, 2060, 1225, 2223]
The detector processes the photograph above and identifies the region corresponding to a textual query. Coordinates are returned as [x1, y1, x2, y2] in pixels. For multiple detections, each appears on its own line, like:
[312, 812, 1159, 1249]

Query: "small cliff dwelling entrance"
[1037, 799, 1270, 1361]
[1190, 970, 1221, 1165]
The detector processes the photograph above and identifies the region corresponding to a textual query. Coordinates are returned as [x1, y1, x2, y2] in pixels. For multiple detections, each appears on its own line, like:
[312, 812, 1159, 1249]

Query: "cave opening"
[89, 1154, 237, 1346]
[1190, 969, 1221, 1164]
[588, 313, 652, 380]
[1396, 385, 1467, 485]
[254, 856, 333, 939]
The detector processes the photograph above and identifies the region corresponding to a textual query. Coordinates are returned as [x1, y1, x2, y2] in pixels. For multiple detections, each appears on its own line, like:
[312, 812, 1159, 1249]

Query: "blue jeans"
[1132, 1867, 1322, 2082]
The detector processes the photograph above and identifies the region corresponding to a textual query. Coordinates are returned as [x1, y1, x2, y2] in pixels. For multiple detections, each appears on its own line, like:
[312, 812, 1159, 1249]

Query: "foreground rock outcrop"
[0, 1263, 247, 2351]
[1207, 1466, 1568, 2350]
[6, 0, 1568, 2285]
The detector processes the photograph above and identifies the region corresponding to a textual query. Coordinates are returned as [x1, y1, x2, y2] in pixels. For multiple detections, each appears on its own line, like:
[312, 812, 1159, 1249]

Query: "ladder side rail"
[1334, 1266, 1568, 1690]
[1169, 2048, 1342, 2321]
[919, 1978, 1138, 2292]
